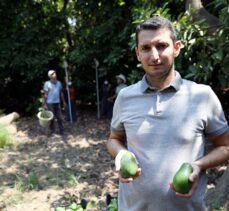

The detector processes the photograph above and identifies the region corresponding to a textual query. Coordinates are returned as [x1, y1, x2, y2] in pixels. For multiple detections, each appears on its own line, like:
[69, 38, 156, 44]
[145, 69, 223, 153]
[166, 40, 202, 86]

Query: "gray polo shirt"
[111, 72, 228, 211]
[44, 80, 62, 104]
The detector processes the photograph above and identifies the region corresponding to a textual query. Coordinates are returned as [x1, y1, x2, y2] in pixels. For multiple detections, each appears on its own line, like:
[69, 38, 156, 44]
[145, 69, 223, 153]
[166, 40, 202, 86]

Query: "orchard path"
[0, 108, 228, 210]
[0, 109, 118, 211]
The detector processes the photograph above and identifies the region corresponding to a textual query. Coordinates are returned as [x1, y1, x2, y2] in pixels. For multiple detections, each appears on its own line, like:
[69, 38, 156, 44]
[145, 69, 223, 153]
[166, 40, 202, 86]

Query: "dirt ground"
[0, 109, 118, 211]
[0, 108, 228, 211]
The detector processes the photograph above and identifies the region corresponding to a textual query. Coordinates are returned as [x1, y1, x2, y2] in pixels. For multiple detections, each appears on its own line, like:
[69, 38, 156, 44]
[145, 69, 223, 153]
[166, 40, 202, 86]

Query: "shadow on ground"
[0, 108, 118, 210]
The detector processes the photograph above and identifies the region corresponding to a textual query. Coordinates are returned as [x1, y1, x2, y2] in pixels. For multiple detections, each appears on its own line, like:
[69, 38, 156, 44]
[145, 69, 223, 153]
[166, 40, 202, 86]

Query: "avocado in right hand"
[120, 151, 138, 178]
[172, 163, 193, 194]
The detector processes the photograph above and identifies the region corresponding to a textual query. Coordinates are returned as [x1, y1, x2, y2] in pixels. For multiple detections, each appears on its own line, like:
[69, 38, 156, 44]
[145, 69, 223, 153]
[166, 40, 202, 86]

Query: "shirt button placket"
[156, 92, 162, 114]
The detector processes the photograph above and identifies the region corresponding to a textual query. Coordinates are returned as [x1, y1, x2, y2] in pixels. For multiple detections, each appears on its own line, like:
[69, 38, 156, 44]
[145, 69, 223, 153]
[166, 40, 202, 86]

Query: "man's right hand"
[44, 104, 48, 110]
[115, 150, 142, 183]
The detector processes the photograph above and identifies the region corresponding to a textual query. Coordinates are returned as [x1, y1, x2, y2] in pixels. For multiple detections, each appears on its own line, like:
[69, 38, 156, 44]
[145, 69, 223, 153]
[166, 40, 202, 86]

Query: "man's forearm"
[43, 94, 48, 107]
[194, 145, 229, 171]
[107, 138, 127, 158]
[61, 92, 66, 104]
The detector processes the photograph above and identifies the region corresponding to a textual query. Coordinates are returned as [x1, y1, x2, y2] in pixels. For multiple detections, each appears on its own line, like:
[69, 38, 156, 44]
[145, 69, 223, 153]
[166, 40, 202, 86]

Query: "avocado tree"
[0, 0, 67, 113]
[0, 0, 228, 113]
[181, 0, 229, 89]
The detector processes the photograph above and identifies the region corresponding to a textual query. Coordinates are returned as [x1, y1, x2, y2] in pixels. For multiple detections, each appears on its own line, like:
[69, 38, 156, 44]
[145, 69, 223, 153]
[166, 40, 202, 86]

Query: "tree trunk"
[0, 112, 19, 125]
[185, 0, 220, 32]
[185, 0, 229, 78]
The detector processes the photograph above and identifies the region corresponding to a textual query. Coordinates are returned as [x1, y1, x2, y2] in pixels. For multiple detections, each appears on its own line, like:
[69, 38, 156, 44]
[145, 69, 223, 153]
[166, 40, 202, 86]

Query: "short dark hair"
[135, 15, 177, 46]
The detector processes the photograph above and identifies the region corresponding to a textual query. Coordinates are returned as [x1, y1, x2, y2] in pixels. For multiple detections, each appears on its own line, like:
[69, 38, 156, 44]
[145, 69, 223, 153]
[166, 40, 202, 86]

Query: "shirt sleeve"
[43, 81, 49, 92]
[205, 86, 228, 137]
[110, 92, 125, 132]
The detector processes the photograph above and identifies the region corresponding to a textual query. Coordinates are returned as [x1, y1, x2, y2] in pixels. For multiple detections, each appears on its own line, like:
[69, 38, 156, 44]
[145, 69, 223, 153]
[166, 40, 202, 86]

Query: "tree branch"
[185, 0, 220, 32]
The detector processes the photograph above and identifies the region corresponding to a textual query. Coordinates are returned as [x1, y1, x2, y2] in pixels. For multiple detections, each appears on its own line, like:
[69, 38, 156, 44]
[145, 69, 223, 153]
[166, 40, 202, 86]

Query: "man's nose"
[150, 47, 159, 61]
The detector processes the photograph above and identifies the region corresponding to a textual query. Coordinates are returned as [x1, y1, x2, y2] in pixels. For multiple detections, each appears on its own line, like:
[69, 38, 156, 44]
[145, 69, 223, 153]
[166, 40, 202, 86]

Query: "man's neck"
[50, 79, 57, 84]
[146, 70, 176, 90]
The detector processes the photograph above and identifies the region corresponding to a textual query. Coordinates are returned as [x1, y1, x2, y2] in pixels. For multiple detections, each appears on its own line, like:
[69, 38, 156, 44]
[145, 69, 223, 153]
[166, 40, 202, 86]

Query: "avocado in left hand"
[172, 163, 193, 194]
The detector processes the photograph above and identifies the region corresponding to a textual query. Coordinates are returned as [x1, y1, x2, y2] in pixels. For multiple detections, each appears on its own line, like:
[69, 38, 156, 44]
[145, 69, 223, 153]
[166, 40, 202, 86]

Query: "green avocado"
[172, 163, 193, 194]
[120, 151, 138, 178]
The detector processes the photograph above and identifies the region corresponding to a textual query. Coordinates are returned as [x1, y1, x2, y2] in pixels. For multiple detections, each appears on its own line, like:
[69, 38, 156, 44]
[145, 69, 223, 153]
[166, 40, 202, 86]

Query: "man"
[107, 15, 229, 210]
[101, 79, 113, 118]
[115, 74, 127, 95]
[43, 70, 66, 135]
[108, 74, 127, 102]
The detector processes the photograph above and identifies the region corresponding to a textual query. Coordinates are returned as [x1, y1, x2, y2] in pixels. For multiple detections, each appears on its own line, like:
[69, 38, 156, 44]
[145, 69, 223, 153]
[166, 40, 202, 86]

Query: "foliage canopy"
[0, 0, 228, 114]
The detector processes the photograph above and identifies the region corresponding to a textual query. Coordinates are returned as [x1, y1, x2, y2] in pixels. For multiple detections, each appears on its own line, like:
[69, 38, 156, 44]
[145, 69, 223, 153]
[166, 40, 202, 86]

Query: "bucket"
[37, 110, 54, 127]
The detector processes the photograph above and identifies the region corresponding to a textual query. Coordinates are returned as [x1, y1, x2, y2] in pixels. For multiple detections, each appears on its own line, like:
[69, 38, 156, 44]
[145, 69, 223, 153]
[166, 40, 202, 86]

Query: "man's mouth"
[148, 63, 162, 67]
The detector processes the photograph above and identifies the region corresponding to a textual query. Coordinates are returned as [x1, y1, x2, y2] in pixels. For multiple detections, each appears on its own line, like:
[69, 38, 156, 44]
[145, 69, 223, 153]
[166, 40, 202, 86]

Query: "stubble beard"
[147, 61, 175, 82]
[146, 61, 175, 87]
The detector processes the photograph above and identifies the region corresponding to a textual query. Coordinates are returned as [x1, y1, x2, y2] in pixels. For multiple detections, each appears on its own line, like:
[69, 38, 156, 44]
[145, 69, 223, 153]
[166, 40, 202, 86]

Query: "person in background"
[64, 81, 77, 122]
[107, 15, 229, 210]
[43, 70, 66, 135]
[100, 79, 113, 118]
[108, 74, 127, 103]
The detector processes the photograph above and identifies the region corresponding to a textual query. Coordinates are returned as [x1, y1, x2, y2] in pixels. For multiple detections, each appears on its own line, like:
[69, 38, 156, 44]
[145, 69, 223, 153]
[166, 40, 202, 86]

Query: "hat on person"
[116, 74, 126, 83]
[48, 70, 55, 77]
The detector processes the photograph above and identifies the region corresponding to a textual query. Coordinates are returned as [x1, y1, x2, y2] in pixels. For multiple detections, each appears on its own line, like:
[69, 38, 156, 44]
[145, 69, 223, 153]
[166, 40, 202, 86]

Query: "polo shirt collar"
[50, 79, 57, 84]
[140, 71, 182, 93]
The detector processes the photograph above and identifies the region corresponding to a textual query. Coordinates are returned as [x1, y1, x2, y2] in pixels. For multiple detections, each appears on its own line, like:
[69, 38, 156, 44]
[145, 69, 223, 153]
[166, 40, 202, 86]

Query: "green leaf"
[188, 38, 196, 45]
[212, 51, 223, 61]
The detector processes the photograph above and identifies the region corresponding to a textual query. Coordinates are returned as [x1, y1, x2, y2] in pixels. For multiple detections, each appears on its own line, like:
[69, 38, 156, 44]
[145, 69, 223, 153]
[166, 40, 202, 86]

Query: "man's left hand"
[170, 163, 201, 198]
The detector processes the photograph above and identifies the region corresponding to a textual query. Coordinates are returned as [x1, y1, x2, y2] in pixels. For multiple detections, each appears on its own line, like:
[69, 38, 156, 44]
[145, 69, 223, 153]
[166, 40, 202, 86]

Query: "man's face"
[49, 72, 57, 80]
[116, 78, 123, 84]
[135, 28, 181, 80]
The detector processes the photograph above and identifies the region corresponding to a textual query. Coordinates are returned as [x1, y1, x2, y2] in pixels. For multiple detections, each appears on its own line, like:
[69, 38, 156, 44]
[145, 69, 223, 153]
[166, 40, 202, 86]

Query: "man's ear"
[174, 40, 182, 58]
[135, 47, 141, 62]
